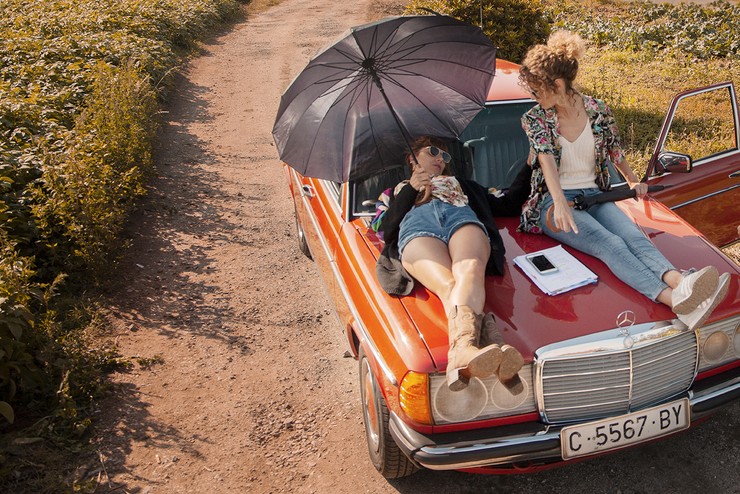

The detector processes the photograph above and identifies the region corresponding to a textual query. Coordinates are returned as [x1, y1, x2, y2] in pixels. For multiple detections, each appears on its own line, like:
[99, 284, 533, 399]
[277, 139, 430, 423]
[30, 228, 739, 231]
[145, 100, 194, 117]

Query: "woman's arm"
[379, 183, 418, 246]
[539, 153, 579, 234]
[598, 99, 648, 199]
[614, 157, 649, 199]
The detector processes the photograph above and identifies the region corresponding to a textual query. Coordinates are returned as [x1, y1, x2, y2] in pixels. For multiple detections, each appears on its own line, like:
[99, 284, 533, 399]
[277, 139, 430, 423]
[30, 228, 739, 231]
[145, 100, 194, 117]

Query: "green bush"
[0, 0, 243, 433]
[32, 62, 157, 276]
[0, 237, 41, 425]
[404, 0, 551, 62]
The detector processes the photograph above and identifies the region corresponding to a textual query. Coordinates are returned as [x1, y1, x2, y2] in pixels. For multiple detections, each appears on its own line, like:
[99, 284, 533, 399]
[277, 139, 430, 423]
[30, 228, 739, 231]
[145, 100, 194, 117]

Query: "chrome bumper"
[389, 367, 740, 471]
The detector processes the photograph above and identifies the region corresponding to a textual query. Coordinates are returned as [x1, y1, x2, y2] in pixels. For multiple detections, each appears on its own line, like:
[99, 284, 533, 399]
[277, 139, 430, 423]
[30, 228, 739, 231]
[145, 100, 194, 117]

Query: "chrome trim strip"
[418, 432, 561, 470]
[485, 98, 535, 106]
[690, 377, 740, 416]
[670, 183, 740, 210]
[300, 179, 398, 387]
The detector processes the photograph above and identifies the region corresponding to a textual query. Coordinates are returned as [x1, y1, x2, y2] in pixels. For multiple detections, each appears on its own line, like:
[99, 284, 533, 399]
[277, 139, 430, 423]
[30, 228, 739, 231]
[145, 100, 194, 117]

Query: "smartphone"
[526, 253, 559, 275]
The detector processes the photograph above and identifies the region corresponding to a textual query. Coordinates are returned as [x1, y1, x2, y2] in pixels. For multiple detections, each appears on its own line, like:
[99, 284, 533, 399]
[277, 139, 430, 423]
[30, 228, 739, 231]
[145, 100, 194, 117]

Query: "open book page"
[514, 245, 598, 296]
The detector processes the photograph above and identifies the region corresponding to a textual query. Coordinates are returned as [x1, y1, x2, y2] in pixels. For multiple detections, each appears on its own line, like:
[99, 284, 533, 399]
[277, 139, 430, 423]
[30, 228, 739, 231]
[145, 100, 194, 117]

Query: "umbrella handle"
[415, 184, 432, 205]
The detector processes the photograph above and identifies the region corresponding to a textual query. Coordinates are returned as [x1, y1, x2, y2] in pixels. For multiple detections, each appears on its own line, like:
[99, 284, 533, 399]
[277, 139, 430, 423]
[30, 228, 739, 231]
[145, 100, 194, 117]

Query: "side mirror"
[657, 152, 692, 174]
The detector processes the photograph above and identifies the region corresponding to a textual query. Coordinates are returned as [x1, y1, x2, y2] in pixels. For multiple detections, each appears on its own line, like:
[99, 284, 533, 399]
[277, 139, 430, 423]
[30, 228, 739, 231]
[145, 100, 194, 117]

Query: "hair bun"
[547, 31, 586, 60]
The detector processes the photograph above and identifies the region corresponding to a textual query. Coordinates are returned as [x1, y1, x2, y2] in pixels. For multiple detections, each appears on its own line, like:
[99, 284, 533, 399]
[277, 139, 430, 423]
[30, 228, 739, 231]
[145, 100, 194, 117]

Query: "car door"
[290, 171, 342, 305]
[644, 82, 740, 247]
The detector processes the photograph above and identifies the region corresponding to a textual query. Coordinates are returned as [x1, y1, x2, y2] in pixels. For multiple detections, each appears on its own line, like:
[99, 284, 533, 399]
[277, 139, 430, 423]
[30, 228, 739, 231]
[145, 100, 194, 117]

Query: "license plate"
[560, 398, 690, 460]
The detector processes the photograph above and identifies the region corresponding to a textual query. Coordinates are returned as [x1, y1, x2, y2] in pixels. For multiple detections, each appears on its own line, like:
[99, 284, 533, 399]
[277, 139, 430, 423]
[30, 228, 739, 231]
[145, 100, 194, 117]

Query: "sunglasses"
[425, 146, 451, 163]
[529, 88, 539, 99]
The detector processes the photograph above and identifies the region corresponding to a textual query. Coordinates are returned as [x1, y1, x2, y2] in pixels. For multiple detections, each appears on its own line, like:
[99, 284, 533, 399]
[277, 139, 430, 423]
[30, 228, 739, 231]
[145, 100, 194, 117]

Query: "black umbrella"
[272, 15, 497, 183]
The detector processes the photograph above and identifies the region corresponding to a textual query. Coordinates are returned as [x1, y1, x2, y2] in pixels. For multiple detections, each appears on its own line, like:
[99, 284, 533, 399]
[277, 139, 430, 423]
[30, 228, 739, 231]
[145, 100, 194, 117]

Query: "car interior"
[351, 102, 534, 219]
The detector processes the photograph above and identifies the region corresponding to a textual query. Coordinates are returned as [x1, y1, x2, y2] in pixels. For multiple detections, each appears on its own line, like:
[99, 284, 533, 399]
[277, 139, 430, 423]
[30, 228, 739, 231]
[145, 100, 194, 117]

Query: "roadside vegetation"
[0, 0, 245, 490]
[1, 0, 738, 491]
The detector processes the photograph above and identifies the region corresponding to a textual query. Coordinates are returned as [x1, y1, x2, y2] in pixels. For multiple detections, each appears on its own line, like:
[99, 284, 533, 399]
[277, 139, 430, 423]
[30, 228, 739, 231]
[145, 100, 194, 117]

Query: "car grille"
[537, 327, 697, 423]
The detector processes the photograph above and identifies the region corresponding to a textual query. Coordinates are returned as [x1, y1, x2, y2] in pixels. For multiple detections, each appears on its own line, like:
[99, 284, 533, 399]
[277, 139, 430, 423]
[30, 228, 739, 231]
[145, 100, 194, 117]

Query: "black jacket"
[376, 163, 532, 296]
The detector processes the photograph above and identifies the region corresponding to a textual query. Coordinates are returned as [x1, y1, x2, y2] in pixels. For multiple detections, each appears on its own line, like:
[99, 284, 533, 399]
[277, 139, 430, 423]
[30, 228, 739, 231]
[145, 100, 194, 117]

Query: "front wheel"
[359, 349, 419, 478]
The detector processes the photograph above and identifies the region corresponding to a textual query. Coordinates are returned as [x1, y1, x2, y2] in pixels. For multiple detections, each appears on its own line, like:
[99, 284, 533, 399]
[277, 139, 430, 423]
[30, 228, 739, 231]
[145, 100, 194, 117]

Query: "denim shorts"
[397, 199, 486, 255]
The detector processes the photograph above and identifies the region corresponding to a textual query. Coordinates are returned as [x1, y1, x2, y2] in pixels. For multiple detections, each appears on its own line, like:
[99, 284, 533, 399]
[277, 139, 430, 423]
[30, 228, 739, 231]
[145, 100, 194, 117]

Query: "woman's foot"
[677, 272, 730, 330]
[446, 306, 502, 391]
[480, 313, 524, 383]
[672, 266, 719, 315]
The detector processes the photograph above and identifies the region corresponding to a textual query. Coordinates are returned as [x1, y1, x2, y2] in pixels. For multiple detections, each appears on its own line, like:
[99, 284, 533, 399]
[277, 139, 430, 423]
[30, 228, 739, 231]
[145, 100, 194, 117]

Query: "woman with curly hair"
[518, 31, 729, 330]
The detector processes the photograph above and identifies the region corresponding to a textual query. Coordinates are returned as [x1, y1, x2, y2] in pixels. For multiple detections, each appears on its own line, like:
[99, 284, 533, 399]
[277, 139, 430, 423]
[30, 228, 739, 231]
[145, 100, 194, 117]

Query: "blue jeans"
[398, 199, 485, 256]
[541, 189, 675, 301]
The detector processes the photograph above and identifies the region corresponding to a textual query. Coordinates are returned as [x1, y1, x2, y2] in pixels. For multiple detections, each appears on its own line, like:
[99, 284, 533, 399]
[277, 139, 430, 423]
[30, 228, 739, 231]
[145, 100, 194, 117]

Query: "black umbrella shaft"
[573, 185, 670, 210]
[367, 67, 419, 166]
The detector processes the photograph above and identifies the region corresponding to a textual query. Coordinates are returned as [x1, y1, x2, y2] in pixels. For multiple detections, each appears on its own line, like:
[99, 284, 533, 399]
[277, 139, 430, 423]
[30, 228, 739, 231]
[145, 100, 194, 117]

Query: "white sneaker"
[672, 266, 719, 315]
[677, 273, 730, 331]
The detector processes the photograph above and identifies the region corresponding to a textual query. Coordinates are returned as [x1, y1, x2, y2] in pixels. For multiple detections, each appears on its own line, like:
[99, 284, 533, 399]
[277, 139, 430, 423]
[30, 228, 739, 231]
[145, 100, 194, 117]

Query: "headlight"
[429, 365, 536, 424]
[697, 317, 740, 371]
[703, 331, 730, 362]
[433, 377, 488, 422]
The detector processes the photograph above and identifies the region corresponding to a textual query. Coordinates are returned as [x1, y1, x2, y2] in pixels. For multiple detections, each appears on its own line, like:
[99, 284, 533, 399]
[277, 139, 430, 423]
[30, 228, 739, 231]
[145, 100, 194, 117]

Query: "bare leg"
[401, 236, 455, 314]
[401, 225, 490, 314]
[401, 226, 497, 390]
[447, 224, 490, 313]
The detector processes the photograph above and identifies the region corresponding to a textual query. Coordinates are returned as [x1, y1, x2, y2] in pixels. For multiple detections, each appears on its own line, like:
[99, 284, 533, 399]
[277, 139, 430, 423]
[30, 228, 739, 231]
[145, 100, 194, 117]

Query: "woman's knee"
[451, 257, 487, 280]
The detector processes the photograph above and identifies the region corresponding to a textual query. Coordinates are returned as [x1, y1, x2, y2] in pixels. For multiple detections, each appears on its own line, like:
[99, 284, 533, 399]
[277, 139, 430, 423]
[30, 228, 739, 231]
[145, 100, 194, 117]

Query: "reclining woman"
[374, 135, 530, 391]
[517, 31, 729, 330]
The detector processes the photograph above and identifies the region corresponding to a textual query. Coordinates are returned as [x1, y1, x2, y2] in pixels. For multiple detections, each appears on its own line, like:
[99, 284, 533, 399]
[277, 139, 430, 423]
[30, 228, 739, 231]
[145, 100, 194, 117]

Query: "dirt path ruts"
[95, 1, 385, 492]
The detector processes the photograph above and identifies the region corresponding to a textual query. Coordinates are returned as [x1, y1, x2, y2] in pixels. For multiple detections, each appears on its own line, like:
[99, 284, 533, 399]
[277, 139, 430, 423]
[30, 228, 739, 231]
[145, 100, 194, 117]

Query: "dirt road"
[93, 0, 739, 492]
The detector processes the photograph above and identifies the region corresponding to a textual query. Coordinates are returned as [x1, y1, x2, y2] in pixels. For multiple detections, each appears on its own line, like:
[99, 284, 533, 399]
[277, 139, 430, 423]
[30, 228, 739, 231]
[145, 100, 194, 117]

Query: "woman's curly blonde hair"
[519, 31, 586, 97]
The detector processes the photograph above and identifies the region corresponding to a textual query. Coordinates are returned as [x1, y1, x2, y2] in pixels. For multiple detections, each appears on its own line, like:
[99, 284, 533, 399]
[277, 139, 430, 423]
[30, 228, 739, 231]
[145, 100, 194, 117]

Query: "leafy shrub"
[32, 62, 157, 276]
[404, 0, 551, 62]
[0, 237, 40, 425]
[0, 0, 243, 431]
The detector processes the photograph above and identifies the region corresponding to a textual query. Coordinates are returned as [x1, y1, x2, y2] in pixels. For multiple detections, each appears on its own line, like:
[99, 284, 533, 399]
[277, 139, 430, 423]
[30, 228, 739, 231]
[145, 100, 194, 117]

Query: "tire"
[359, 349, 419, 478]
[294, 208, 312, 259]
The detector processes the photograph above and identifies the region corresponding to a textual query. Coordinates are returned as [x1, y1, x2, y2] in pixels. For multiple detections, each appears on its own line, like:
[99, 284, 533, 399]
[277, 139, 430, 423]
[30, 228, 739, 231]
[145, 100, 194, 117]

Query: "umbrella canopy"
[272, 15, 497, 183]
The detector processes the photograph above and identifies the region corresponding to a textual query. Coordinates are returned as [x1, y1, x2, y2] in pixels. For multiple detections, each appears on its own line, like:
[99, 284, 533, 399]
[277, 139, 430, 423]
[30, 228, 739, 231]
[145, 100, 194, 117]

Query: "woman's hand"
[409, 165, 431, 191]
[552, 198, 579, 234]
[630, 182, 649, 200]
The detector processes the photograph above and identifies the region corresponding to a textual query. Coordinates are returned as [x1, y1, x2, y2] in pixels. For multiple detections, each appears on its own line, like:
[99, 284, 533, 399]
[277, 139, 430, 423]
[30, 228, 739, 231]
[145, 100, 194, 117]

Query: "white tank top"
[558, 124, 597, 190]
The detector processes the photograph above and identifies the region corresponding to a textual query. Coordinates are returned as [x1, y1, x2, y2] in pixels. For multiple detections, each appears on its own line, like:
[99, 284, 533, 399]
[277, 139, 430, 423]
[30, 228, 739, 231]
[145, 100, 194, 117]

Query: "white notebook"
[514, 245, 598, 296]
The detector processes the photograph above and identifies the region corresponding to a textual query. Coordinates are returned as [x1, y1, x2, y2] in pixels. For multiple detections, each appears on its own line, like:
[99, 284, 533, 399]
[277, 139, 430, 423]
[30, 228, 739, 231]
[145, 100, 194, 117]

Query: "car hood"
[385, 198, 739, 373]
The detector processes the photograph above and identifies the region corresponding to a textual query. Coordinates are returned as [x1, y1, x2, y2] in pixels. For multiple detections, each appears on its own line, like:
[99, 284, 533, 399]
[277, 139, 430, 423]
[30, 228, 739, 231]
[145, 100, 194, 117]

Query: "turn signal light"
[399, 371, 432, 425]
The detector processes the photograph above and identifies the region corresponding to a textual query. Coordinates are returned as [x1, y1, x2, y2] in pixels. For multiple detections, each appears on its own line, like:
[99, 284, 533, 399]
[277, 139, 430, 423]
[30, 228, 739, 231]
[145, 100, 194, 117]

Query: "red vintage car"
[285, 60, 740, 478]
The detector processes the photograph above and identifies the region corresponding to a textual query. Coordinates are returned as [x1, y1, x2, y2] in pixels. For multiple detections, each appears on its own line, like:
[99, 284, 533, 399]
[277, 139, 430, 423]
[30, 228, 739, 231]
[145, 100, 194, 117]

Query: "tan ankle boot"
[446, 306, 502, 391]
[481, 313, 524, 383]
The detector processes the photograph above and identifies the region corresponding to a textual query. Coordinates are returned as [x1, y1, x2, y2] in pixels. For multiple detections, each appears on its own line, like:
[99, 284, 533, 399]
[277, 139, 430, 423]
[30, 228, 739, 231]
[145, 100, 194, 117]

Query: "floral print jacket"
[518, 94, 626, 233]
